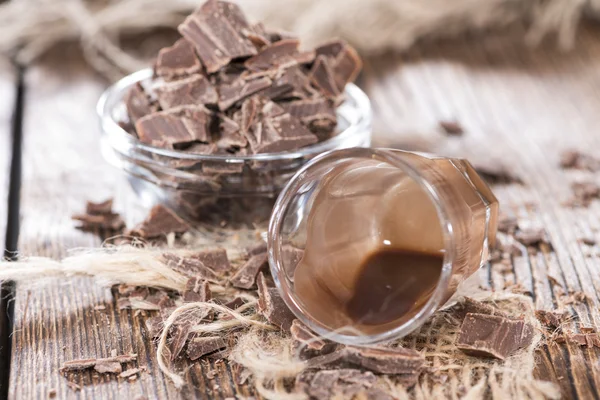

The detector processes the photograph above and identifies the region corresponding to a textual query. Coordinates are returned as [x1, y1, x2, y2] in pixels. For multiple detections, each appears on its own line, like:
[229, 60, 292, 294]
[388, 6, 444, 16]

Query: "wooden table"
[2, 24, 600, 399]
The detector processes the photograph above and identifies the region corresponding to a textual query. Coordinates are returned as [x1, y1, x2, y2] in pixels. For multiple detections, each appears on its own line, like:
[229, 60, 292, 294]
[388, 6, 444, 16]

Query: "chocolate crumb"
[580, 236, 596, 246]
[456, 313, 534, 360]
[183, 277, 211, 302]
[439, 120, 464, 136]
[473, 161, 523, 185]
[72, 198, 125, 232]
[257, 272, 295, 331]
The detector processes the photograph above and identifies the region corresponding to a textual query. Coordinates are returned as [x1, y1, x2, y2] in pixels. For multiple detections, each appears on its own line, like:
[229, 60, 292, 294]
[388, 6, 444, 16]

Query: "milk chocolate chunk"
[309, 55, 341, 99]
[170, 308, 211, 359]
[136, 106, 212, 147]
[183, 277, 211, 302]
[244, 39, 300, 71]
[514, 227, 547, 246]
[155, 38, 202, 79]
[230, 253, 268, 289]
[129, 205, 190, 238]
[247, 113, 318, 154]
[125, 83, 156, 124]
[315, 40, 345, 58]
[218, 76, 273, 111]
[163, 253, 220, 282]
[216, 115, 247, 148]
[456, 313, 534, 360]
[343, 346, 425, 375]
[155, 75, 218, 110]
[332, 44, 362, 91]
[263, 66, 313, 100]
[245, 241, 267, 257]
[202, 161, 244, 174]
[257, 272, 296, 331]
[72, 198, 125, 232]
[189, 248, 231, 273]
[281, 98, 336, 124]
[178, 0, 257, 74]
[186, 336, 227, 360]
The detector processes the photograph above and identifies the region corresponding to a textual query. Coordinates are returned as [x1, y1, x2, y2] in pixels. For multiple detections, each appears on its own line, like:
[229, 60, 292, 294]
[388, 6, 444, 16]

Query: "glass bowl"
[97, 69, 372, 225]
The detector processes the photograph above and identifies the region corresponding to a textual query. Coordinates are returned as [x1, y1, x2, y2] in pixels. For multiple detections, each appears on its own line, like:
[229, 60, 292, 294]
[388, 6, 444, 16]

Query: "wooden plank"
[365, 23, 600, 398]
[9, 51, 254, 399]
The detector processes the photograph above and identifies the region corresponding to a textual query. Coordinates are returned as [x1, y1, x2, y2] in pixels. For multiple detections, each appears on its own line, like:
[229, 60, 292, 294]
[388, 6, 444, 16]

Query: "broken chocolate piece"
[190, 248, 231, 273]
[218, 76, 273, 111]
[145, 316, 163, 338]
[315, 40, 345, 58]
[223, 297, 246, 310]
[257, 272, 296, 331]
[170, 308, 211, 359]
[183, 277, 211, 302]
[86, 199, 114, 215]
[439, 120, 464, 136]
[129, 205, 190, 239]
[216, 115, 247, 149]
[155, 38, 202, 79]
[281, 98, 336, 125]
[452, 297, 509, 321]
[535, 310, 566, 330]
[94, 361, 122, 374]
[155, 75, 218, 110]
[309, 55, 341, 99]
[136, 106, 212, 147]
[60, 354, 137, 373]
[125, 82, 157, 124]
[332, 44, 362, 91]
[230, 253, 268, 289]
[456, 313, 534, 360]
[559, 150, 600, 171]
[244, 39, 300, 71]
[514, 227, 547, 246]
[342, 346, 425, 375]
[186, 336, 227, 360]
[178, 0, 256, 74]
[291, 319, 335, 356]
[72, 199, 125, 232]
[163, 253, 220, 282]
[474, 162, 523, 185]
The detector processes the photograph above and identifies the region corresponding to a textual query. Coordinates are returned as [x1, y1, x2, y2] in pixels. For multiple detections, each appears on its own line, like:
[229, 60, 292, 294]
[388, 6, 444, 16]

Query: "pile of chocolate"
[124, 0, 361, 155]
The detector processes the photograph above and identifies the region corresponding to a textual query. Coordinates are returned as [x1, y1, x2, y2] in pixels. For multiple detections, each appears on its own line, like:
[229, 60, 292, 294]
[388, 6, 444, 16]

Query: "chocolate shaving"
[136, 106, 212, 147]
[189, 248, 231, 273]
[155, 75, 218, 109]
[186, 336, 227, 360]
[155, 38, 202, 80]
[439, 120, 464, 136]
[342, 346, 425, 375]
[257, 272, 296, 331]
[129, 205, 190, 239]
[178, 0, 256, 74]
[456, 313, 534, 360]
[230, 253, 268, 289]
[61, 354, 137, 373]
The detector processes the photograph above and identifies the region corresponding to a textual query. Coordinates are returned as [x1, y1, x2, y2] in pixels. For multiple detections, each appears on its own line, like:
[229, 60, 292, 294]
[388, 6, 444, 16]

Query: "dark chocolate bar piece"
[246, 113, 318, 154]
[178, 0, 257, 74]
[244, 39, 300, 71]
[281, 98, 336, 124]
[163, 253, 220, 282]
[183, 277, 211, 302]
[136, 106, 212, 148]
[86, 199, 114, 215]
[129, 205, 190, 239]
[245, 241, 267, 257]
[155, 75, 218, 109]
[215, 115, 247, 149]
[291, 319, 335, 357]
[189, 248, 231, 273]
[257, 272, 295, 331]
[125, 82, 157, 124]
[456, 313, 534, 360]
[452, 297, 509, 322]
[343, 346, 425, 375]
[309, 55, 341, 99]
[155, 38, 203, 79]
[170, 308, 211, 360]
[218, 76, 273, 111]
[332, 44, 362, 92]
[72, 198, 125, 232]
[187, 336, 227, 360]
[230, 253, 268, 289]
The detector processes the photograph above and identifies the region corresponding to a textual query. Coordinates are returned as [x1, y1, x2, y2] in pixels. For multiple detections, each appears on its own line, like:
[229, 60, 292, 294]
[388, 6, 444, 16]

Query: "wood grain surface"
[5, 23, 600, 399]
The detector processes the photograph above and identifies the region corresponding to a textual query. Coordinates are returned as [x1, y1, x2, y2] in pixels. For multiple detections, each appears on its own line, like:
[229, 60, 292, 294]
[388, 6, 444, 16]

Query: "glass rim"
[97, 68, 373, 163]
[267, 147, 456, 346]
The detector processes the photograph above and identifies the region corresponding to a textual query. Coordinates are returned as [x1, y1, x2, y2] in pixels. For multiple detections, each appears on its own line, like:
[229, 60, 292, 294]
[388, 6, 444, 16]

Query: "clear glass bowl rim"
[97, 68, 373, 163]
[267, 147, 456, 346]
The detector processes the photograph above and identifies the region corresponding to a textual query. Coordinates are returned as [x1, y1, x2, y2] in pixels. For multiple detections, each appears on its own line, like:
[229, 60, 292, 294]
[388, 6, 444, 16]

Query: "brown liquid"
[346, 248, 443, 326]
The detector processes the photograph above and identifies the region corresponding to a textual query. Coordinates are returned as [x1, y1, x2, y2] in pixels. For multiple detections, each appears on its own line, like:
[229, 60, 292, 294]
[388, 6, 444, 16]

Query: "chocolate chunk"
[439, 120, 464, 136]
[580, 324, 596, 333]
[307, 369, 376, 400]
[178, 0, 257, 74]
[72, 212, 125, 232]
[218, 76, 273, 111]
[245, 241, 267, 257]
[86, 199, 114, 215]
[244, 39, 300, 71]
[94, 361, 122, 374]
[223, 297, 246, 310]
[189, 248, 231, 273]
[309, 55, 341, 99]
[456, 313, 534, 360]
[242, 27, 271, 49]
[291, 319, 335, 357]
[332, 44, 362, 91]
[186, 336, 227, 360]
[129, 205, 190, 239]
[257, 272, 295, 331]
[282, 245, 305, 276]
[145, 316, 163, 338]
[163, 253, 220, 282]
[315, 40, 345, 58]
[60, 354, 137, 372]
[498, 214, 518, 233]
[125, 83, 157, 124]
[281, 98, 336, 124]
[514, 227, 547, 246]
[452, 297, 509, 322]
[183, 277, 211, 302]
[559, 150, 600, 171]
[155, 75, 218, 110]
[136, 106, 212, 148]
[170, 308, 211, 360]
[343, 346, 425, 375]
[230, 253, 268, 289]
[568, 181, 600, 207]
[260, 66, 313, 100]
[155, 38, 202, 79]
[246, 113, 318, 154]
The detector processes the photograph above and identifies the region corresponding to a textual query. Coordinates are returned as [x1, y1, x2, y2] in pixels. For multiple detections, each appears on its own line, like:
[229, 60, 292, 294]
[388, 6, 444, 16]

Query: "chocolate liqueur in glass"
[268, 148, 498, 345]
